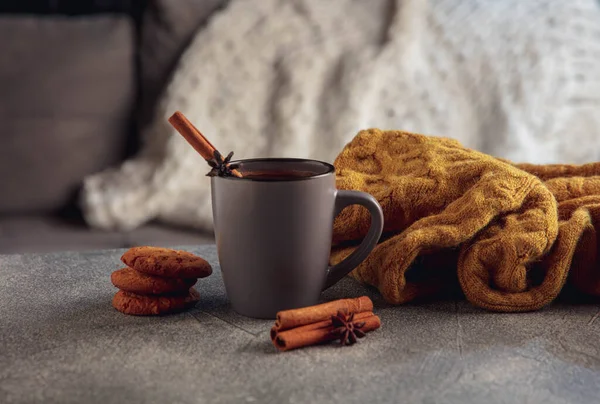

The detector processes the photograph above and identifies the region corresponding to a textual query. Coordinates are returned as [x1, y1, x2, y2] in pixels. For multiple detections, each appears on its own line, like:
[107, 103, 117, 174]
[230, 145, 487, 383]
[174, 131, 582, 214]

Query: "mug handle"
[323, 190, 384, 290]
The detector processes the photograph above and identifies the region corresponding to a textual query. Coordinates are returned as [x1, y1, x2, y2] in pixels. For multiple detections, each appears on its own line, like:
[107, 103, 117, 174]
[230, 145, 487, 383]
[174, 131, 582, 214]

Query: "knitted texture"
[80, 0, 600, 231]
[330, 129, 600, 311]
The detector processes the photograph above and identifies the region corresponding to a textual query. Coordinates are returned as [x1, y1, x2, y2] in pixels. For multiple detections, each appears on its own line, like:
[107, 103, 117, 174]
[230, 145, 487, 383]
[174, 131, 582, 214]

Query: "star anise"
[206, 150, 240, 177]
[330, 310, 367, 346]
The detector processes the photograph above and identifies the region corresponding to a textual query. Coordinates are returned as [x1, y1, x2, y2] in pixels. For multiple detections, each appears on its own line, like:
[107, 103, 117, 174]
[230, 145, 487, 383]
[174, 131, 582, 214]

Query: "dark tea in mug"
[241, 170, 315, 180]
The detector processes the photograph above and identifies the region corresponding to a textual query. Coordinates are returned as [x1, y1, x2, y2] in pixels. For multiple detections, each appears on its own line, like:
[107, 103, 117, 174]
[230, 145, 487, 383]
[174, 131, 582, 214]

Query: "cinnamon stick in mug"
[274, 296, 373, 331]
[168, 111, 242, 178]
[272, 312, 381, 352]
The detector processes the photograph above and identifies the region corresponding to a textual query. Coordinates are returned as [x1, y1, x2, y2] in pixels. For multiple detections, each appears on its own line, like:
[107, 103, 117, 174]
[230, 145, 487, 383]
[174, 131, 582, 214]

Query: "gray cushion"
[0, 16, 135, 213]
[139, 0, 226, 127]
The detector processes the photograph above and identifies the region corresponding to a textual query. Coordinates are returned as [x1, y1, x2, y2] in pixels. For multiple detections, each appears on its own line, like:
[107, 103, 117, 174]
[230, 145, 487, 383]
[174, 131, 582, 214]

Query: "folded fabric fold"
[517, 163, 600, 297]
[331, 129, 600, 311]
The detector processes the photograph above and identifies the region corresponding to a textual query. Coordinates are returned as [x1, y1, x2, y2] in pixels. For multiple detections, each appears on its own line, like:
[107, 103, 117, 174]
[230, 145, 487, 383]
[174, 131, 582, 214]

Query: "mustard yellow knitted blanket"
[331, 129, 600, 311]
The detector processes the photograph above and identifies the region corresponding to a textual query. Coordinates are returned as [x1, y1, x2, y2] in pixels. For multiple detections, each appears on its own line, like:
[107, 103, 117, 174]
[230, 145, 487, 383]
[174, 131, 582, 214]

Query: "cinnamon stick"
[168, 111, 242, 178]
[272, 312, 381, 352]
[274, 296, 373, 331]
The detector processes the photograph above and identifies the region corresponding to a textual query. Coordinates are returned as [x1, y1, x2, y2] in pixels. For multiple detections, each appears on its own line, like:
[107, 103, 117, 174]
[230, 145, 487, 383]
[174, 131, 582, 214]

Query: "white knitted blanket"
[81, 0, 600, 231]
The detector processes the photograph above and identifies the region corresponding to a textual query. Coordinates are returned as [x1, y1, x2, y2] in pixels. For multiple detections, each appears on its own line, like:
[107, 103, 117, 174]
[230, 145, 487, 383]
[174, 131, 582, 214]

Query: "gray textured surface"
[1, 245, 599, 404]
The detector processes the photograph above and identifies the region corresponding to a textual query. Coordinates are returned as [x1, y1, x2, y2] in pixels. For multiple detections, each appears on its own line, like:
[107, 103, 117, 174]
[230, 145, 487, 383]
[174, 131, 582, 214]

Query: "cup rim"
[217, 158, 335, 182]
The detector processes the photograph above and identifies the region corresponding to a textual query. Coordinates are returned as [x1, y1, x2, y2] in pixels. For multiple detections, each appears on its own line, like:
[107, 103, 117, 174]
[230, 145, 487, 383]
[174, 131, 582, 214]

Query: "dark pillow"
[0, 0, 145, 16]
[0, 16, 135, 213]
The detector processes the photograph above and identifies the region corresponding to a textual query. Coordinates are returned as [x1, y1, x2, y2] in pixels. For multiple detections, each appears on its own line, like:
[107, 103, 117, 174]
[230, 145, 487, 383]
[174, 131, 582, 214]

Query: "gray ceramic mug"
[211, 158, 384, 319]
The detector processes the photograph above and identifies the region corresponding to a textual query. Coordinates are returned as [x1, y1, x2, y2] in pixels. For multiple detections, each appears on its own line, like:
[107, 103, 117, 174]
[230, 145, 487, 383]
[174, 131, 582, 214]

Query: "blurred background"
[1, 0, 599, 254]
[0, 0, 220, 254]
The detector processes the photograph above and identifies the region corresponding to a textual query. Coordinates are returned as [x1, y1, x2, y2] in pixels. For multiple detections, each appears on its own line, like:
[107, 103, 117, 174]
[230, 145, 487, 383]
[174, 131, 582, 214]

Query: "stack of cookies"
[111, 246, 212, 316]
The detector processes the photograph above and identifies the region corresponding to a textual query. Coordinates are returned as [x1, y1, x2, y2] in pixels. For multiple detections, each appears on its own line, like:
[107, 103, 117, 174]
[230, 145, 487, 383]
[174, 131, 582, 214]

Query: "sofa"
[3, 0, 599, 254]
[0, 0, 225, 253]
